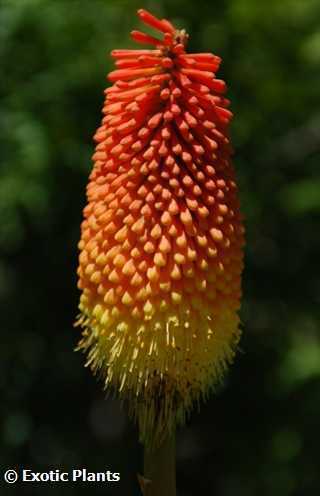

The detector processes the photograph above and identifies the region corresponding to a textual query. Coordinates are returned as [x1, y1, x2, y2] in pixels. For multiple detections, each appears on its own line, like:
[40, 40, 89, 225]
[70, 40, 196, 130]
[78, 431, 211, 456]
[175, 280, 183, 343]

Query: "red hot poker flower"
[76, 9, 245, 448]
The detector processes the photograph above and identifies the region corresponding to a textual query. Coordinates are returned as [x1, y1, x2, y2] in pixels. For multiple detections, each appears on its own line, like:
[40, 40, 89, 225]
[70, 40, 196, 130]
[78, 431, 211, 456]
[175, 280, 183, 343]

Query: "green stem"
[140, 434, 176, 496]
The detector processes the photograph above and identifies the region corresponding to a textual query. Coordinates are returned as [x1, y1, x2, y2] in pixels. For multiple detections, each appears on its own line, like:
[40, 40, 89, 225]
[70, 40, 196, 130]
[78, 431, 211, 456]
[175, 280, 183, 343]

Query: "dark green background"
[1, 0, 319, 494]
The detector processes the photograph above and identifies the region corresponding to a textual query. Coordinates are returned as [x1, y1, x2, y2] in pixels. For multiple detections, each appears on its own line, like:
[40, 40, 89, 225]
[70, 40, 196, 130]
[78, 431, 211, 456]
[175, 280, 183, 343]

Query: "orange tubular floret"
[131, 30, 162, 46]
[138, 8, 175, 34]
[76, 9, 244, 449]
[111, 49, 162, 58]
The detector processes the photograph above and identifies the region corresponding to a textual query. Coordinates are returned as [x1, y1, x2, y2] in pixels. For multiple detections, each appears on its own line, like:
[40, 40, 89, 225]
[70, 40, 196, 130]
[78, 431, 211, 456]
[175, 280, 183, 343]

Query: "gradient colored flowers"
[76, 9, 244, 448]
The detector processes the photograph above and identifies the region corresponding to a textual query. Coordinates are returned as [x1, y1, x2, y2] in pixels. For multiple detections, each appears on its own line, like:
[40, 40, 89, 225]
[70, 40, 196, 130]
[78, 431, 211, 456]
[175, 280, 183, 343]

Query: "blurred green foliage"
[1, 0, 319, 495]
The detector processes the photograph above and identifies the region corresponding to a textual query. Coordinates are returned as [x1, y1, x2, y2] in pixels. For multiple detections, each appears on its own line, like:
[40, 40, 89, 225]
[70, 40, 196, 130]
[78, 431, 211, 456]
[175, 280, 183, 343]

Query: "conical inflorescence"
[76, 9, 245, 448]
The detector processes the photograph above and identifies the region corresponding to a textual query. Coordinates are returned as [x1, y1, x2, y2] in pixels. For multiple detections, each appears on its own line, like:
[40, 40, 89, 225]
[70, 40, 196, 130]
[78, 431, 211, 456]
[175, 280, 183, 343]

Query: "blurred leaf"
[279, 179, 320, 214]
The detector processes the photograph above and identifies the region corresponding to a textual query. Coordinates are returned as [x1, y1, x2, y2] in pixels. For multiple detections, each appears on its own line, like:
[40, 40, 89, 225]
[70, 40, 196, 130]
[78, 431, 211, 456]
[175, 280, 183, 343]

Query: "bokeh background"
[1, 0, 320, 494]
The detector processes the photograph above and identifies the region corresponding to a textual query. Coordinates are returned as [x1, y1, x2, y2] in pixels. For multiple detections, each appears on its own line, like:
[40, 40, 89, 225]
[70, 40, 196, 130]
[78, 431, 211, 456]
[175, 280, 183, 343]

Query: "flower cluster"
[76, 9, 244, 448]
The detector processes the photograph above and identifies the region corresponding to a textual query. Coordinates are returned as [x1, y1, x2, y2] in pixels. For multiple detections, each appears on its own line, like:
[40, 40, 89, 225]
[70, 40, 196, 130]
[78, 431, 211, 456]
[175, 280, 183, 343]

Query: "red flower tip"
[130, 9, 188, 52]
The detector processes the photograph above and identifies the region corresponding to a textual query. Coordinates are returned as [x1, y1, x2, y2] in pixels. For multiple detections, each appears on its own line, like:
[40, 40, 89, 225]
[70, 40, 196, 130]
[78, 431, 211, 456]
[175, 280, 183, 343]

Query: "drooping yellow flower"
[76, 9, 244, 448]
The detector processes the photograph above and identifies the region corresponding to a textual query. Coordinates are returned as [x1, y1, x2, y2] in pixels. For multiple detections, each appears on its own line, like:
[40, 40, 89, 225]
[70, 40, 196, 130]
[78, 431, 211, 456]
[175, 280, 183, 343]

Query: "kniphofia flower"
[76, 9, 244, 449]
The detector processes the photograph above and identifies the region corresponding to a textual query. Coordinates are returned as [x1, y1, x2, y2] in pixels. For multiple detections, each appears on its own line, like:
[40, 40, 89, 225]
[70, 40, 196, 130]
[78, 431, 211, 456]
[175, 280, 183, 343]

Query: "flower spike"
[76, 9, 245, 449]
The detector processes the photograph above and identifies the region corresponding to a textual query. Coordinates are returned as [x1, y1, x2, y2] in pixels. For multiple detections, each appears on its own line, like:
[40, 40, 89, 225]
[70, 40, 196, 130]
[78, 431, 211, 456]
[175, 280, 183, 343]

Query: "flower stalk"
[139, 434, 176, 496]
